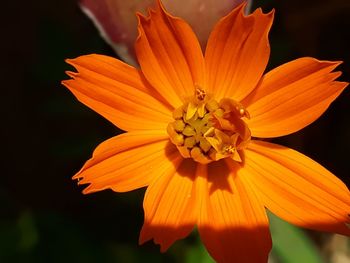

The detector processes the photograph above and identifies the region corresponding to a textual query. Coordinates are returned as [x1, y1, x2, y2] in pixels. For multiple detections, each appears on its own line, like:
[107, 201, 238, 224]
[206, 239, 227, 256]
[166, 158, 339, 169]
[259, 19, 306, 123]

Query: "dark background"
[2, 0, 349, 262]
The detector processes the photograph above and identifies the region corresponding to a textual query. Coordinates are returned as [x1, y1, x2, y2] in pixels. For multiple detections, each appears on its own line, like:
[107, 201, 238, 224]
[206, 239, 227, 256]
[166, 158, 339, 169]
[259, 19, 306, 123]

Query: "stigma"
[167, 89, 251, 164]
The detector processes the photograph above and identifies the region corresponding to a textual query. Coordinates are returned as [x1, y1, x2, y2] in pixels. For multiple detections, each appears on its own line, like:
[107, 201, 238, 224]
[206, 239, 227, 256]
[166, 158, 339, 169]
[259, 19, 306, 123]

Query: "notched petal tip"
[65, 57, 79, 67]
[155, 0, 184, 22]
[240, 2, 275, 19]
[135, 0, 170, 32]
[72, 168, 84, 180]
[241, 5, 274, 32]
[61, 79, 77, 92]
[64, 71, 78, 78]
[64, 58, 74, 64]
[139, 221, 190, 253]
[139, 230, 170, 253]
[63, 58, 81, 79]
[135, 14, 144, 44]
[82, 185, 99, 195]
[139, 231, 169, 253]
[71, 171, 96, 195]
[249, 6, 275, 24]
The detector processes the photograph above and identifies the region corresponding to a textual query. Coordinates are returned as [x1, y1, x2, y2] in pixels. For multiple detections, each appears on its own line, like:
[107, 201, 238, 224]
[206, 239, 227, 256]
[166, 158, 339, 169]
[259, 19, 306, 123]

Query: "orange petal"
[74, 130, 178, 193]
[243, 57, 348, 138]
[62, 54, 172, 131]
[139, 159, 199, 252]
[244, 140, 350, 235]
[198, 160, 271, 263]
[205, 4, 273, 101]
[135, 0, 206, 108]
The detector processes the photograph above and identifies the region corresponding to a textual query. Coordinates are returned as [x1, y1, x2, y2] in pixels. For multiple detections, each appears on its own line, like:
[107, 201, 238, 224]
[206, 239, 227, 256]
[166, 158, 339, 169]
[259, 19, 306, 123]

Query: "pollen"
[167, 93, 251, 164]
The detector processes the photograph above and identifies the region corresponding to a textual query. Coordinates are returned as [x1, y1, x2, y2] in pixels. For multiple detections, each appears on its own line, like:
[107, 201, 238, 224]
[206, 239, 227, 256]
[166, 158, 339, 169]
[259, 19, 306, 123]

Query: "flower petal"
[244, 140, 350, 235]
[243, 58, 348, 138]
[135, 0, 206, 108]
[205, 4, 274, 101]
[74, 130, 177, 193]
[62, 54, 172, 131]
[198, 160, 272, 263]
[139, 159, 199, 252]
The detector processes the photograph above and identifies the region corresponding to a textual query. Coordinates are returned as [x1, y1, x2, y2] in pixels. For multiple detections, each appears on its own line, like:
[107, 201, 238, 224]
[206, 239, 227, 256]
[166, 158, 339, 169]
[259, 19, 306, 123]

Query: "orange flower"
[62, 1, 350, 262]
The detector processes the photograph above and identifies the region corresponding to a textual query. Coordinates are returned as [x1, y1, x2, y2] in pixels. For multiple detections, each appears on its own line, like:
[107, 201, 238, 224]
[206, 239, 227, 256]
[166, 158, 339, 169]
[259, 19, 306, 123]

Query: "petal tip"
[82, 185, 96, 195]
[249, 5, 275, 18]
[65, 71, 78, 78]
[135, 12, 148, 43]
[82, 188, 90, 195]
[65, 58, 77, 66]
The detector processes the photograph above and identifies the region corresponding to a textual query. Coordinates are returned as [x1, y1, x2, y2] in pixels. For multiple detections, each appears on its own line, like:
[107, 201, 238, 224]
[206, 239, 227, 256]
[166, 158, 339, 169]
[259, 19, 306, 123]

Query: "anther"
[199, 138, 211, 152]
[173, 106, 184, 119]
[173, 120, 185, 132]
[184, 136, 196, 148]
[213, 108, 224, 118]
[167, 123, 184, 145]
[183, 125, 196, 136]
[205, 100, 219, 112]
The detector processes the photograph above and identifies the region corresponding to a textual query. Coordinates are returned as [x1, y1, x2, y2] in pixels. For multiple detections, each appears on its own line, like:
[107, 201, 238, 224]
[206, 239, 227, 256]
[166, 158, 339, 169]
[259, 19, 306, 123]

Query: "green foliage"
[185, 241, 214, 263]
[268, 212, 325, 263]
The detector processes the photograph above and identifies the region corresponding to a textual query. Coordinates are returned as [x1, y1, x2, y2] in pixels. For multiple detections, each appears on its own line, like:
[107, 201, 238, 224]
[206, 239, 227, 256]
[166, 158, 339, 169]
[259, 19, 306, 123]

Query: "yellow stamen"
[205, 99, 219, 112]
[183, 125, 196, 136]
[184, 136, 196, 148]
[186, 102, 197, 120]
[199, 138, 211, 152]
[173, 120, 185, 132]
[214, 108, 224, 118]
[173, 106, 184, 119]
[197, 103, 206, 118]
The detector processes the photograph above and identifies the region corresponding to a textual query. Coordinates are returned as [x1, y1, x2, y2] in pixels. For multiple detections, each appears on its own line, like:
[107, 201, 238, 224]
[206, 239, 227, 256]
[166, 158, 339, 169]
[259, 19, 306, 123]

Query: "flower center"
[167, 89, 251, 164]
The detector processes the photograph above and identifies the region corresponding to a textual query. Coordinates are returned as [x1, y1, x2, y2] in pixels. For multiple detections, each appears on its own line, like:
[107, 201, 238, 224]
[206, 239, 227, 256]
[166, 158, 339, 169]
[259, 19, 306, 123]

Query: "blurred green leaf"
[268, 212, 324, 263]
[185, 233, 214, 263]
[18, 211, 39, 251]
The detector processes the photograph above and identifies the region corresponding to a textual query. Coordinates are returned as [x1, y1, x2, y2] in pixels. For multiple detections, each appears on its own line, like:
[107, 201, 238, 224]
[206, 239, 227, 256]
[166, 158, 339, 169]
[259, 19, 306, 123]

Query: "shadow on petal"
[199, 225, 272, 263]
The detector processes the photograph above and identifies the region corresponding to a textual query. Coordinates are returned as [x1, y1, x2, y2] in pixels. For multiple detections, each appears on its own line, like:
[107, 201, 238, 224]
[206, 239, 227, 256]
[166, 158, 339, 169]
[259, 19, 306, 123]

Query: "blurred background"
[1, 0, 349, 262]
